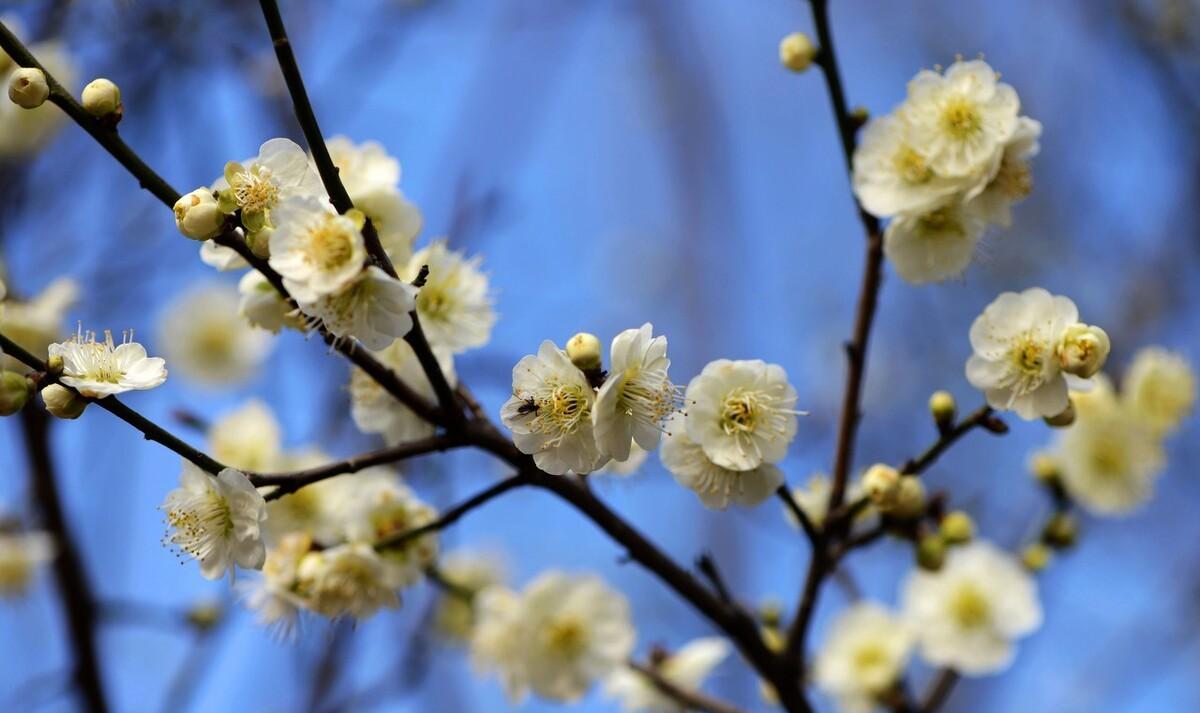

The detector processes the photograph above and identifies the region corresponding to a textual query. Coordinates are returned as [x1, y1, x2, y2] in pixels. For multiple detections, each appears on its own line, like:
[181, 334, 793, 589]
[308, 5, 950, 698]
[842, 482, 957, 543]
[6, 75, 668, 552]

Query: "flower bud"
[1058, 323, 1109, 379]
[45, 355, 64, 378]
[1043, 399, 1075, 428]
[758, 598, 783, 628]
[186, 601, 224, 631]
[779, 32, 817, 72]
[173, 188, 225, 241]
[42, 384, 86, 420]
[1042, 512, 1078, 549]
[891, 476, 926, 519]
[1029, 451, 1060, 484]
[929, 390, 956, 430]
[81, 78, 122, 121]
[916, 534, 946, 571]
[849, 106, 870, 131]
[0, 371, 33, 416]
[566, 332, 602, 372]
[1021, 543, 1052, 572]
[8, 67, 49, 109]
[940, 510, 975, 545]
[862, 463, 901, 508]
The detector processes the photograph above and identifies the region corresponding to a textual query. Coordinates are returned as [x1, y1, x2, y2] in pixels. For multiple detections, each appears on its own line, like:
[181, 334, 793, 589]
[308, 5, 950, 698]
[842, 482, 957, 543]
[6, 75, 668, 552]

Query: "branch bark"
[628, 661, 747, 713]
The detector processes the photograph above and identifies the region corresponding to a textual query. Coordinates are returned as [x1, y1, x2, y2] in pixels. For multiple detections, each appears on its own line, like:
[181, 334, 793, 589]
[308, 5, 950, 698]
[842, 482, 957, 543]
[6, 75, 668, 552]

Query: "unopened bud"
[45, 355, 64, 378]
[0, 372, 33, 416]
[42, 384, 86, 420]
[940, 510, 975, 544]
[916, 534, 946, 571]
[173, 188, 225, 241]
[1058, 323, 1109, 379]
[779, 32, 817, 72]
[1029, 451, 1060, 484]
[8, 67, 49, 109]
[862, 463, 901, 509]
[186, 601, 223, 631]
[929, 390, 956, 430]
[1042, 512, 1078, 549]
[891, 476, 926, 519]
[1021, 543, 1052, 572]
[1043, 399, 1076, 428]
[81, 78, 122, 122]
[758, 598, 783, 628]
[849, 106, 870, 130]
[566, 332, 602, 372]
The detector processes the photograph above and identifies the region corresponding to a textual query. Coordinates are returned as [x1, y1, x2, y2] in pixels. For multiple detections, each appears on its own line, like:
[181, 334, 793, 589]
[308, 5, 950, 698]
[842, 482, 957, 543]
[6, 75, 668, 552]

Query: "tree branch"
[628, 661, 747, 713]
[19, 407, 109, 713]
[898, 405, 998, 475]
[919, 669, 959, 713]
[776, 485, 819, 548]
[375, 474, 529, 550]
[255, 0, 462, 429]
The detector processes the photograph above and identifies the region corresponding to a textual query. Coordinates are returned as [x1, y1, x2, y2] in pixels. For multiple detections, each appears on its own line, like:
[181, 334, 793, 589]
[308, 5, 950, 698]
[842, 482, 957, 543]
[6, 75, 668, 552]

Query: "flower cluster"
[1031, 347, 1193, 515]
[965, 287, 1109, 420]
[471, 571, 636, 703]
[852, 59, 1040, 284]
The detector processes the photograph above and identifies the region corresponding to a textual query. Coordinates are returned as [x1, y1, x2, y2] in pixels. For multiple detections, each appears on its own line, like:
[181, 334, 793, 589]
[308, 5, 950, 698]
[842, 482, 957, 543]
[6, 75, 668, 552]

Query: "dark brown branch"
[919, 669, 959, 713]
[776, 485, 819, 548]
[375, 474, 529, 550]
[256, 0, 462, 428]
[19, 407, 109, 713]
[628, 661, 747, 713]
[696, 553, 735, 606]
[252, 434, 469, 498]
[898, 405, 997, 475]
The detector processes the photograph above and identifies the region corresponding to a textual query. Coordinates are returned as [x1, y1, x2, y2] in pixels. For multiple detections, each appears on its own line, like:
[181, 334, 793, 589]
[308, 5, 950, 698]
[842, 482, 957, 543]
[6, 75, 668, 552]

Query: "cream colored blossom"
[0, 531, 56, 597]
[593, 323, 681, 461]
[883, 202, 985, 284]
[50, 327, 166, 398]
[852, 114, 968, 218]
[208, 400, 284, 472]
[814, 602, 914, 713]
[159, 283, 273, 387]
[1122, 347, 1195, 436]
[325, 136, 423, 264]
[965, 117, 1040, 227]
[350, 338, 456, 445]
[301, 266, 416, 350]
[661, 412, 784, 509]
[405, 239, 495, 354]
[683, 358, 800, 471]
[434, 550, 507, 642]
[604, 638, 730, 713]
[296, 542, 398, 619]
[0, 277, 77, 373]
[162, 463, 268, 581]
[268, 196, 368, 304]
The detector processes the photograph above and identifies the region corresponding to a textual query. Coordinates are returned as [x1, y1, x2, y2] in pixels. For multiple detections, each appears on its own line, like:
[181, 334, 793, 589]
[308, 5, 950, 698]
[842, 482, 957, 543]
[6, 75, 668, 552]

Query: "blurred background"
[1, 0, 1198, 712]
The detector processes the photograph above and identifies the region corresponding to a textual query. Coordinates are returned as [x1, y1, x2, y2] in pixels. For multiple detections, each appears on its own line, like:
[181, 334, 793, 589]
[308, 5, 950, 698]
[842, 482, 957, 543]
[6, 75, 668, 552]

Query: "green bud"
[1021, 543, 1052, 572]
[890, 476, 926, 519]
[42, 384, 86, 420]
[916, 534, 947, 571]
[45, 355, 64, 377]
[758, 598, 783, 628]
[0, 371, 33, 416]
[940, 510, 975, 545]
[186, 602, 224, 632]
[566, 332, 602, 372]
[779, 32, 817, 72]
[929, 390, 956, 430]
[1029, 451, 1060, 485]
[1042, 512, 1078, 549]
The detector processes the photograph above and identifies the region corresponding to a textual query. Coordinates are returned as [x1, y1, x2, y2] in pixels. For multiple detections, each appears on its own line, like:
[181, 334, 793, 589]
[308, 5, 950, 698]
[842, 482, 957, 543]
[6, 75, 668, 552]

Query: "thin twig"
[628, 661, 747, 713]
[776, 485, 819, 548]
[375, 474, 529, 550]
[19, 408, 109, 713]
[898, 405, 997, 475]
[696, 553, 735, 606]
[919, 669, 959, 713]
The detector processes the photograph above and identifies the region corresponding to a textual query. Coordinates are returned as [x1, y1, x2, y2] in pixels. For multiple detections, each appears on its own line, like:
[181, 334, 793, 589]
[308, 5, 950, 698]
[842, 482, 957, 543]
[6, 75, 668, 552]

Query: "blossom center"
[940, 97, 983, 140]
[543, 616, 589, 658]
[309, 221, 357, 271]
[949, 583, 991, 630]
[528, 382, 590, 442]
[894, 146, 934, 185]
[617, 366, 680, 429]
[165, 488, 234, 561]
[233, 168, 280, 213]
[993, 158, 1032, 199]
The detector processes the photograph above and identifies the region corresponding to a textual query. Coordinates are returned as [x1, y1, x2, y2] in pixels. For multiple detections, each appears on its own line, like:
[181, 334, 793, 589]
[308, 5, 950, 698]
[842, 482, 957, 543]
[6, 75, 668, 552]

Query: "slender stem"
[255, 0, 462, 428]
[253, 434, 468, 497]
[375, 473, 528, 550]
[628, 661, 747, 713]
[19, 407, 109, 713]
[776, 485, 819, 548]
[898, 405, 996, 475]
[919, 669, 960, 713]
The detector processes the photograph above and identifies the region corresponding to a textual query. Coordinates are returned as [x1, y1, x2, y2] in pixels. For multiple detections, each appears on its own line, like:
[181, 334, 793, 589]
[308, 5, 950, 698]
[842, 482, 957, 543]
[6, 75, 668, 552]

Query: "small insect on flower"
[48, 326, 167, 398]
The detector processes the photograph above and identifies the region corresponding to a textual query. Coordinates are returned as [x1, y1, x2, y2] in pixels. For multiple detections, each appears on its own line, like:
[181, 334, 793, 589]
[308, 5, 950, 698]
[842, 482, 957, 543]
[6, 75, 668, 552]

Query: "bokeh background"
[1, 1, 1198, 712]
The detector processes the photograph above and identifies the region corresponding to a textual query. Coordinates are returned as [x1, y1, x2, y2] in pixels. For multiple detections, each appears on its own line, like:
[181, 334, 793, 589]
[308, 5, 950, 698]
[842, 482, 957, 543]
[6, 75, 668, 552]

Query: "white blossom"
[814, 602, 914, 713]
[240, 532, 311, 638]
[159, 283, 273, 387]
[50, 327, 166, 398]
[501, 340, 607, 475]
[604, 638, 730, 713]
[1122, 347, 1195, 436]
[0, 531, 56, 597]
[405, 239, 495, 354]
[268, 196, 367, 304]
[296, 542, 399, 619]
[471, 572, 636, 703]
[883, 202, 985, 284]
[434, 550, 508, 642]
[237, 270, 302, 334]
[965, 117, 1041, 228]
[903, 59, 1020, 178]
[852, 114, 968, 218]
[350, 338, 456, 445]
[901, 541, 1041, 675]
[213, 138, 324, 241]
[208, 400, 284, 472]
[965, 288, 1095, 419]
[661, 412, 784, 509]
[162, 463, 268, 581]
[785, 473, 864, 529]
[339, 474, 439, 588]
[593, 323, 681, 461]
[683, 358, 800, 471]
[0, 277, 77, 373]
[301, 266, 416, 350]
[1052, 378, 1165, 515]
[199, 238, 250, 272]
[325, 136, 423, 264]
